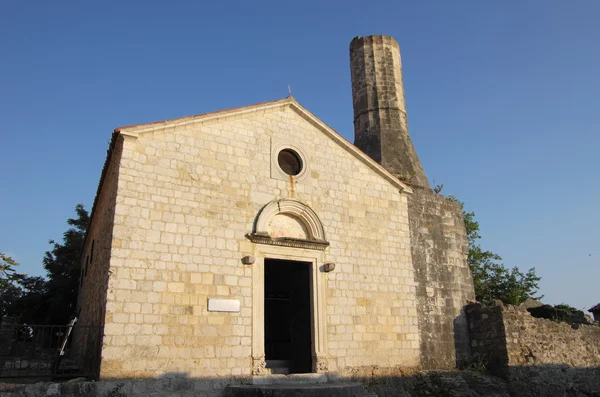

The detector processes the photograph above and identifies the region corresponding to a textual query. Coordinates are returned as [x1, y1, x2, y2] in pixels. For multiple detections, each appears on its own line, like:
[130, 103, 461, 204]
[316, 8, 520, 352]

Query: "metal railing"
[0, 322, 103, 380]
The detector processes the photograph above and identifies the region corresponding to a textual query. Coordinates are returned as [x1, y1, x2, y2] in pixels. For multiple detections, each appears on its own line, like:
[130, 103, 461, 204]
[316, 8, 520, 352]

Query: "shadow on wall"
[1, 366, 600, 397]
[453, 306, 472, 369]
[4, 303, 600, 396]
[76, 132, 125, 379]
[350, 366, 600, 397]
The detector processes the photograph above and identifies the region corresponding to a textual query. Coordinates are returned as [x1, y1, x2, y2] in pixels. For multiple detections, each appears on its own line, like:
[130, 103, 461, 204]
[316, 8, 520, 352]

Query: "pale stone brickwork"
[89, 98, 420, 379]
[78, 35, 477, 384]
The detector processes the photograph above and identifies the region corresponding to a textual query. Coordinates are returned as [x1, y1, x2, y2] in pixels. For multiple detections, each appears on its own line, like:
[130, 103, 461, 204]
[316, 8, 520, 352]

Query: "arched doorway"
[247, 199, 330, 375]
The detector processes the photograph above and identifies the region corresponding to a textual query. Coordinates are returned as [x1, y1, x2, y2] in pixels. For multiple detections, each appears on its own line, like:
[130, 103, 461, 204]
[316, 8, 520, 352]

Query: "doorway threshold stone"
[245, 373, 336, 385]
[225, 382, 366, 397]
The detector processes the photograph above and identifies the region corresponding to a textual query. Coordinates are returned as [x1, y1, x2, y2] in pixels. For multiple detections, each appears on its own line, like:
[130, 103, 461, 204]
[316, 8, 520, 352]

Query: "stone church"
[77, 35, 475, 381]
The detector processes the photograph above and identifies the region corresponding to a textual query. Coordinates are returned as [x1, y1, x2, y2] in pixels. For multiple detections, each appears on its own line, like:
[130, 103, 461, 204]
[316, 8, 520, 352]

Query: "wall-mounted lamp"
[241, 255, 255, 265]
[323, 262, 336, 272]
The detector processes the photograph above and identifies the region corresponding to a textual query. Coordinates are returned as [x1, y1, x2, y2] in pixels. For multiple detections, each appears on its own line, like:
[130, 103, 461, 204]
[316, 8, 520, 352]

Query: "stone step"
[267, 367, 290, 375]
[247, 373, 331, 385]
[225, 382, 366, 397]
[265, 360, 291, 375]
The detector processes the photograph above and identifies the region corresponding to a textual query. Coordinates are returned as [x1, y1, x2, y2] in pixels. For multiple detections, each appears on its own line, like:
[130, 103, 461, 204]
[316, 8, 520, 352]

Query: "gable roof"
[590, 303, 600, 312]
[115, 96, 412, 193]
[80, 97, 413, 269]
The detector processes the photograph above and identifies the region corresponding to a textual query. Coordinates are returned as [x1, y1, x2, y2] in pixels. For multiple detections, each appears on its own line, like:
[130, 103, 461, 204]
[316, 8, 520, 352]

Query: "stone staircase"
[225, 374, 377, 397]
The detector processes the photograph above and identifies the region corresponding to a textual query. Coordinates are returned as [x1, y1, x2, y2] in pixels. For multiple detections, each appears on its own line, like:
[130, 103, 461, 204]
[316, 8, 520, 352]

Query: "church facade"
[77, 35, 474, 380]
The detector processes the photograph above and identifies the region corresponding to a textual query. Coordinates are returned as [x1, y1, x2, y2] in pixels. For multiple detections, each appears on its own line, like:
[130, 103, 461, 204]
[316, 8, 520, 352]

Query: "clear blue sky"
[1, 1, 598, 311]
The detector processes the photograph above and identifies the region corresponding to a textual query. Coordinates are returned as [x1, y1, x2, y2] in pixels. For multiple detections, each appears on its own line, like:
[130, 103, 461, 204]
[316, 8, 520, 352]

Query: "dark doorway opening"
[264, 259, 312, 374]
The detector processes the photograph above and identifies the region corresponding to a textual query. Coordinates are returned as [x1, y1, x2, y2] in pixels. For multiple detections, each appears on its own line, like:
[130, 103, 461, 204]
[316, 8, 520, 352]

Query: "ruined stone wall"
[464, 304, 507, 369]
[467, 303, 600, 370]
[408, 187, 475, 369]
[98, 100, 420, 378]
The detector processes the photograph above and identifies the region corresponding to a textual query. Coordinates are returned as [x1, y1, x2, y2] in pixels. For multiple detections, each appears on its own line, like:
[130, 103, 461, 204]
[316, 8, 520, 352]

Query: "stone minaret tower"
[350, 35, 430, 188]
[351, 35, 475, 370]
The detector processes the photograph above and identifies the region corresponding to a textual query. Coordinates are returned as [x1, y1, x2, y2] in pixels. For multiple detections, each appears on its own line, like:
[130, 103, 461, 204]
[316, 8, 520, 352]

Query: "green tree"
[0, 253, 25, 319]
[0, 283, 22, 319]
[1, 205, 89, 325]
[449, 197, 542, 305]
[37, 204, 90, 324]
[501, 266, 542, 305]
[1, 252, 21, 284]
[1, 275, 48, 321]
[9, 276, 49, 323]
[5, 205, 89, 325]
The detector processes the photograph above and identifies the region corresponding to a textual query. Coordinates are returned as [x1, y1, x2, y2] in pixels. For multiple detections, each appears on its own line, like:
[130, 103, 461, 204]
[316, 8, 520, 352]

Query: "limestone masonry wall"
[408, 187, 475, 370]
[467, 303, 600, 371]
[97, 102, 420, 378]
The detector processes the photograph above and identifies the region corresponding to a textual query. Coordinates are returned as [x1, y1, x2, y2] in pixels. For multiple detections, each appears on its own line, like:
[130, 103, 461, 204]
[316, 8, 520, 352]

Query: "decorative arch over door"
[247, 199, 330, 375]
[247, 199, 329, 250]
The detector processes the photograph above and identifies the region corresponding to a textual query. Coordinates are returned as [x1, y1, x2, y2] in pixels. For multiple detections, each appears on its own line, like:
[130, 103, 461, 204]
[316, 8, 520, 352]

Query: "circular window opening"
[278, 149, 303, 176]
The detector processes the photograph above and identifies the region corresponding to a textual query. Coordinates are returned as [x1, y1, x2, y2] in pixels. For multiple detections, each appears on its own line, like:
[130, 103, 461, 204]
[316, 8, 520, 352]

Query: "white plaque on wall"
[208, 298, 240, 312]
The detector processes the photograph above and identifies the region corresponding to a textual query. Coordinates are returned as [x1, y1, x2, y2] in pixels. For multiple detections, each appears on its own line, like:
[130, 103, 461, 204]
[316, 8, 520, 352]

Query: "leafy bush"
[528, 304, 592, 328]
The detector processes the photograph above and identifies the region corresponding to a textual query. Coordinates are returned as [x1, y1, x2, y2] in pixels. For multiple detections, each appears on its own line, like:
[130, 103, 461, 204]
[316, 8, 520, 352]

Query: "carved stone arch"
[247, 199, 329, 250]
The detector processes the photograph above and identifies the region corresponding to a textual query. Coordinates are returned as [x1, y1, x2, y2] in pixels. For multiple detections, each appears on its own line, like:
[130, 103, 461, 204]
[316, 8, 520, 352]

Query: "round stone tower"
[350, 35, 430, 188]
